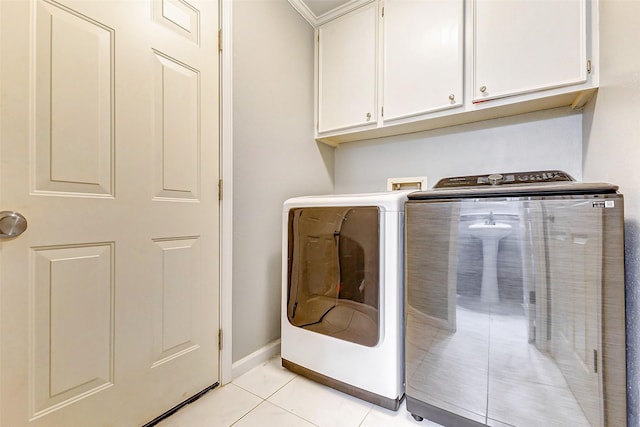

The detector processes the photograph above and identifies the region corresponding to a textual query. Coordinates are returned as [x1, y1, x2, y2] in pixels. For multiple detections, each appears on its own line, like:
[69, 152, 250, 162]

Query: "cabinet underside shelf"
[316, 88, 597, 146]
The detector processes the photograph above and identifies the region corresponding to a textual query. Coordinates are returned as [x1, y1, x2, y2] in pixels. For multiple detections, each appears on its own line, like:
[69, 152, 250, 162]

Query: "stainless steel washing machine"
[404, 171, 626, 427]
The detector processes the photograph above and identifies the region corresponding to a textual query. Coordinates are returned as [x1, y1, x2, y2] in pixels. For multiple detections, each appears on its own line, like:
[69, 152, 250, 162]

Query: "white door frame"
[220, 0, 233, 385]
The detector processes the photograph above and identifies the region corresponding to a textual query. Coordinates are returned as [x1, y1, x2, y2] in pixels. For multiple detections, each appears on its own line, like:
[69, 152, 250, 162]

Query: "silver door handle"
[0, 211, 27, 238]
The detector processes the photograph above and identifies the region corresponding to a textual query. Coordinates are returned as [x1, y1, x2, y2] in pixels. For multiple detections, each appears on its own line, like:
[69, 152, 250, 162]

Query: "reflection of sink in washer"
[469, 222, 512, 303]
[469, 222, 512, 240]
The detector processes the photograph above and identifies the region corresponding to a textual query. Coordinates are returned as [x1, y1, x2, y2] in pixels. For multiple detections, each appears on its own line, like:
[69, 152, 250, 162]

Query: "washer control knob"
[488, 174, 504, 185]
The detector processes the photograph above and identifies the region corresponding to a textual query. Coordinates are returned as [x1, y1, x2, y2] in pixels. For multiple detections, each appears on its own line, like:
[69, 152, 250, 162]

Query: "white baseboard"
[231, 339, 281, 380]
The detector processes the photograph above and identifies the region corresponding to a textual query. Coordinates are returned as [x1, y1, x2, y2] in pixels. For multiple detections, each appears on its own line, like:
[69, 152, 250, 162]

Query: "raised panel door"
[0, 0, 220, 425]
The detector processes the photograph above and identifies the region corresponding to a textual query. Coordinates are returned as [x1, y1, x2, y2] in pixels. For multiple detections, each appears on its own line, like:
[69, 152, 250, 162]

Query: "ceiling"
[303, 0, 352, 17]
[288, 0, 370, 27]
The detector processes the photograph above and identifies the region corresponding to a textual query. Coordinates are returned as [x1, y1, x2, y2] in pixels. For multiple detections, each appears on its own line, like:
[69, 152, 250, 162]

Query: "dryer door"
[287, 206, 380, 347]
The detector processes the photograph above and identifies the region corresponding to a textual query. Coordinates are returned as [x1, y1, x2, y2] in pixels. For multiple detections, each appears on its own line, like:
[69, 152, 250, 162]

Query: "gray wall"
[582, 0, 640, 424]
[335, 108, 583, 193]
[232, 0, 334, 362]
[232, 2, 640, 421]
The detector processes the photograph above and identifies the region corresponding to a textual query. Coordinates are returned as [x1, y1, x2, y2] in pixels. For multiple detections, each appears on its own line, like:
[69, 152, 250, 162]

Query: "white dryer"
[281, 191, 408, 410]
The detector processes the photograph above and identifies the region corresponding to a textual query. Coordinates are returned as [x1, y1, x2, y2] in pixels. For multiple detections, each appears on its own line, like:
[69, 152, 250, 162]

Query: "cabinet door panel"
[384, 0, 464, 121]
[318, 3, 377, 133]
[473, 0, 586, 102]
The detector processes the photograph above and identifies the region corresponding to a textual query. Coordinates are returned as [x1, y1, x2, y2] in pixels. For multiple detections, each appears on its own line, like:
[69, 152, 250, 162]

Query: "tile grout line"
[262, 375, 322, 426]
[224, 383, 265, 427]
[231, 362, 321, 426]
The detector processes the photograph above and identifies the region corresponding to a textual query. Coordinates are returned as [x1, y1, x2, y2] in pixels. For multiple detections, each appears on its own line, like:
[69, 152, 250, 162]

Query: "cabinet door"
[318, 3, 377, 133]
[383, 0, 464, 121]
[473, 0, 587, 102]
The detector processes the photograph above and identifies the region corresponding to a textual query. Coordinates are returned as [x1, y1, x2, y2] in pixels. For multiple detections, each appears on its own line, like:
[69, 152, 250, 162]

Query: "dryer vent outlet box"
[387, 176, 428, 192]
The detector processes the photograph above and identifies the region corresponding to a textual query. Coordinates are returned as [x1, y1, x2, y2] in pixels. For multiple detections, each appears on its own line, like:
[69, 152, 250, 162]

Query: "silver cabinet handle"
[366, 112, 372, 120]
[0, 211, 27, 238]
[449, 94, 455, 101]
[480, 86, 487, 93]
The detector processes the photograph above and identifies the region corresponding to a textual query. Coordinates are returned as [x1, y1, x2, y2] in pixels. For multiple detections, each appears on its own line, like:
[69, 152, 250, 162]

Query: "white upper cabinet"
[317, 2, 378, 133]
[310, 0, 597, 144]
[383, 0, 464, 121]
[473, 0, 587, 102]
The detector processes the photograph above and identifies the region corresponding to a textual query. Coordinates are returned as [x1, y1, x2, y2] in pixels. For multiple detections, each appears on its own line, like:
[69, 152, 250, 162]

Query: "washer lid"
[408, 170, 619, 199]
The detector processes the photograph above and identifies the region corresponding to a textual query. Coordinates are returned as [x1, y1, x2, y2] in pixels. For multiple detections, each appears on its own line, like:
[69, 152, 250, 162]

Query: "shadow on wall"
[625, 219, 639, 426]
[316, 140, 336, 186]
[270, 251, 283, 335]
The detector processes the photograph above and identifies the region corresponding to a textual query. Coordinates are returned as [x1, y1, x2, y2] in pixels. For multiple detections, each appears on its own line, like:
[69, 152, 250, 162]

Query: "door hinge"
[587, 59, 592, 74]
[218, 179, 223, 201]
[218, 28, 223, 52]
[218, 329, 223, 351]
[381, 6, 384, 17]
[381, 106, 384, 117]
[593, 349, 598, 373]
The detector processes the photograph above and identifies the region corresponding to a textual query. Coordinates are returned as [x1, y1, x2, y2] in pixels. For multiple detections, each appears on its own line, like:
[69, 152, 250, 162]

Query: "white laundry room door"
[0, 0, 220, 426]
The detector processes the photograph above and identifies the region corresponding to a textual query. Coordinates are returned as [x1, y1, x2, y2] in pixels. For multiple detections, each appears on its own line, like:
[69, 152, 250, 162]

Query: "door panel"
[153, 51, 200, 200]
[153, 0, 200, 43]
[151, 237, 202, 367]
[34, 0, 115, 196]
[0, 0, 220, 425]
[32, 243, 115, 417]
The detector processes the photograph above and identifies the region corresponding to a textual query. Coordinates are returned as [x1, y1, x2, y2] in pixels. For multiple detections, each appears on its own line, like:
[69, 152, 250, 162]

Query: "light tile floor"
[156, 356, 440, 427]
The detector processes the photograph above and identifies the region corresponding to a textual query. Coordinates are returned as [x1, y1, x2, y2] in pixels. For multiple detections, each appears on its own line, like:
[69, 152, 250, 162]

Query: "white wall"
[582, 1, 640, 424]
[232, 0, 334, 362]
[335, 107, 583, 193]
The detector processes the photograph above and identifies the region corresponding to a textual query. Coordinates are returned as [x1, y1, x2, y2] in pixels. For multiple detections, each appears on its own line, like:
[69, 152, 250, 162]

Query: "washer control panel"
[433, 170, 574, 189]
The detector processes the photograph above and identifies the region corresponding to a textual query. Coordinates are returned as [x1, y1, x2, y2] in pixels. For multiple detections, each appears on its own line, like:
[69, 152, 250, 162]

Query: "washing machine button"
[488, 174, 504, 185]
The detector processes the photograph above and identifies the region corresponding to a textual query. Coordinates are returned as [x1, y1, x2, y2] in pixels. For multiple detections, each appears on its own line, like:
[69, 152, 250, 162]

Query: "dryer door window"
[287, 206, 380, 347]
